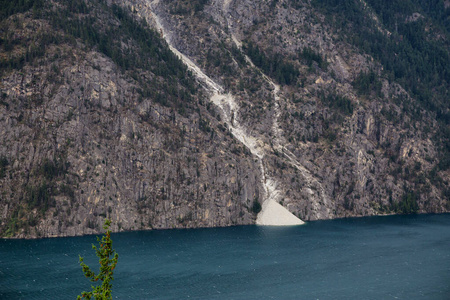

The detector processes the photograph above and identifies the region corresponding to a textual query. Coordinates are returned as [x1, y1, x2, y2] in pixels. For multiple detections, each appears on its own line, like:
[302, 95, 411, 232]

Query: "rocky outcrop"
[0, 0, 448, 238]
[132, 0, 449, 221]
[0, 1, 261, 238]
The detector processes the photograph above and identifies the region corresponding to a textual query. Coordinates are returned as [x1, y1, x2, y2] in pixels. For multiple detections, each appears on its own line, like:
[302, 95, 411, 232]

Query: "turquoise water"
[1, 214, 450, 299]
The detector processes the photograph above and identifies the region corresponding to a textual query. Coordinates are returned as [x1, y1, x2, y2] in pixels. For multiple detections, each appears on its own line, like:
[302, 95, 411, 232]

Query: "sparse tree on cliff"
[77, 219, 119, 300]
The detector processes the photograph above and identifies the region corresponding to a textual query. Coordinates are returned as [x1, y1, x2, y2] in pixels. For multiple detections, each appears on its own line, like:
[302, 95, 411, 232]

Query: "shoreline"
[2, 212, 449, 240]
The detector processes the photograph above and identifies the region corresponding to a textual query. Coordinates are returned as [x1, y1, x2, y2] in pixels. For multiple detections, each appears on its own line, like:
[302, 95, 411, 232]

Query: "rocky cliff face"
[1, 0, 449, 238]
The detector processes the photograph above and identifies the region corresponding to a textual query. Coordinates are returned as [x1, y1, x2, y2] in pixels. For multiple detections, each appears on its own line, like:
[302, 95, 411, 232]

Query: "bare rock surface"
[0, 0, 448, 238]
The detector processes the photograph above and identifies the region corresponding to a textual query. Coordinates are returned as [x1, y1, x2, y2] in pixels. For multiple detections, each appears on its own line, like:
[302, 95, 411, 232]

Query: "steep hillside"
[125, 0, 449, 216]
[1, 0, 449, 238]
[0, 0, 260, 238]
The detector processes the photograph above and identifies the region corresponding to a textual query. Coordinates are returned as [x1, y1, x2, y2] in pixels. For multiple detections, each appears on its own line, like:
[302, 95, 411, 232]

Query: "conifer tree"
[77, 219, 119, 300]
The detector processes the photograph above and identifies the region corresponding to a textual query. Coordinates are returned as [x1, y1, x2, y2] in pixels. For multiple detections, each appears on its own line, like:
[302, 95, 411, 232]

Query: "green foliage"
[364, 0, 450, 34]
[2, 205, 41, 237]
[0, 0, 43, 21]
[169, 0, 209, 15]
[352, 71, 382, 97]
[313, 0, 450, 170]
[323, 128, 337, 143]
[319, 92, 354, 116]
[20, 157, 70, 215]
[0, 1, 48, 73]
[205, 42, 240, 77]
[198, 117, 211, 133]
[391, 191, 419, 214]
[0, 36, 49, 74]
[3, 208, 20, 237]
[231, 45, 247, 67]
[0, 156, 8, 178]
[243, 42, 299, 85]
[436, 125, 450, 171]
[289, 0, 304, 9]
[380, 107, 399, 123]
[252, 199, 262, 214]
[343, 198, 354, 211]
[1, 0, 197, 111]
[26, 183, 55, 214]
[77, 219, 119, 300]
[40, 158, 69, 180]
[298, 47, 328, 70]
[59, 184, 75, 201]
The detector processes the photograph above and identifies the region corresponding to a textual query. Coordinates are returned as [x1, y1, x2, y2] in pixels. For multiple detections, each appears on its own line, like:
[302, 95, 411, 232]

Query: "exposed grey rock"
[0, 0, 448, 238]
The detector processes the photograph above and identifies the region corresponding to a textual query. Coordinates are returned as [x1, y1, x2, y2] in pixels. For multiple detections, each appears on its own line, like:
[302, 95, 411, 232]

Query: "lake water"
[1, 214, 450, 299]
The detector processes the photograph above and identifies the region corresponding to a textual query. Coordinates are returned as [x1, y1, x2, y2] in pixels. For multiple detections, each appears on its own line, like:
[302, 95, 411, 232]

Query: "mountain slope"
[0, 0, 260, 237]
[121, 0, 450, 218]
[1, 0, 449, 238]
